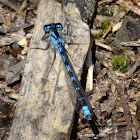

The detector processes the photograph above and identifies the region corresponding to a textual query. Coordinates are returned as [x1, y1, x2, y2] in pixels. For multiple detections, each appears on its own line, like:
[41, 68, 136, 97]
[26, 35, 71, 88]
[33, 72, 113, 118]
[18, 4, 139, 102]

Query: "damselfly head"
[43, 23, 63, 32]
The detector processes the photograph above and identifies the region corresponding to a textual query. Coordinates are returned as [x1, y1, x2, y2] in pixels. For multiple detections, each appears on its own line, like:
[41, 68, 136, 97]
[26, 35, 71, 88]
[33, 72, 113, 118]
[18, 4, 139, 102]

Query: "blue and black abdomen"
[58, 47, 92, 120]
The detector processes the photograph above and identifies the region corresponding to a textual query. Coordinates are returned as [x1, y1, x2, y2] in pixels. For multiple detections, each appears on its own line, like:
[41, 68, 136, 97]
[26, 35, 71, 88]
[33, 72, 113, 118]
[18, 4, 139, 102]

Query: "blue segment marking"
[58, 46, 63, 53]
[76, 87, 80, 90]
[66, 65, 71, 72]
[61, 54, 66, 62]
[79, 97, 84, 101]
[82, 106, 91, 116]
[71, 76, 76, 81]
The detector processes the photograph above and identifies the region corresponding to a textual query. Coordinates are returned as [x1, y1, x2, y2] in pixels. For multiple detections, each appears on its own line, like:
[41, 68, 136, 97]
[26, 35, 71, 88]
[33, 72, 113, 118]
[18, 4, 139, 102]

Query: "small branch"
[17, 0, 27, 15]
[116, 0, 140, 16]
[0, 0, 19, 12]
[12, 0, 27, 22]
[0, 11, 9, 27]
[98, 0, 116, 6]
[115, 58, 140, 78]
[101, 25, 112, 39]
[121, 40, 140, 46]
[125, 58, 140, 77]
[107, 67, 137, 138]
[95, 40, 114, 52]
[0, 95, 16, 104]
[136, 97, 140, 139]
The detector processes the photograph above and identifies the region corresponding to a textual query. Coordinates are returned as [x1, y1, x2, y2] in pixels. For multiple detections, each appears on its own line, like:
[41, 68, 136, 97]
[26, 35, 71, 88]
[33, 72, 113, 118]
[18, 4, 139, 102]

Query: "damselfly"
[42, 23, 93, 120]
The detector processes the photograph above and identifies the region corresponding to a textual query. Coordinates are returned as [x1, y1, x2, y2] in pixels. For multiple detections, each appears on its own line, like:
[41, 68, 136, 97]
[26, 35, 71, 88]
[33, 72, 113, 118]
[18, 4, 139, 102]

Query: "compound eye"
[43, 24, 51, 32]
[56, 23, 63, 30]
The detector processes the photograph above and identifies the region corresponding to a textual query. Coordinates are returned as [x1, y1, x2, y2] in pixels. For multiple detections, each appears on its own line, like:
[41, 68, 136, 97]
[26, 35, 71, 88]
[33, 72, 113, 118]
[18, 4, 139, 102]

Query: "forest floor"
[0, 0, 139, 139]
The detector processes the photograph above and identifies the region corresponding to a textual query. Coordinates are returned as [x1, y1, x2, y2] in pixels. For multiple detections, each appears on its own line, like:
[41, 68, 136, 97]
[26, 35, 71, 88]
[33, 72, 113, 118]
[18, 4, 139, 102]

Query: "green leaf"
[120, 6, 125, 12]
[102, 19, 109, 31]
[105, 37, 113, 45]
[111, 55, 128, 73]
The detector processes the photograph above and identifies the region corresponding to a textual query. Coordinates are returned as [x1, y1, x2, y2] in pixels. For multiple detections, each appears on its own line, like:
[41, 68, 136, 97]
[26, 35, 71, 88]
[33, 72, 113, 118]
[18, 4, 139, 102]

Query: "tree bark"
[8, 0, 97, 139]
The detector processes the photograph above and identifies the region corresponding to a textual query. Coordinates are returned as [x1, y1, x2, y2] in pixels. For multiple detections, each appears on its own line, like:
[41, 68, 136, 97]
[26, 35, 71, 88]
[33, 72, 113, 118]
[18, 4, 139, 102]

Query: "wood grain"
[8, 0, 96, 139]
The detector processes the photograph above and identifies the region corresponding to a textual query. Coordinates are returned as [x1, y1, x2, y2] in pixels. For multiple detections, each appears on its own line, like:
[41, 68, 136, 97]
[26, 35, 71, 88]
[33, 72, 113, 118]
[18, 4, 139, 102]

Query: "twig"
[0, 23, 34, 34]
[125, 58, 140, 77]
[0, 95, 16, 104]
[115, 58, 140, 78]
[98, 0, 116, 6]
[134, 91, 140, 98]
[136, 97, 140, 139]
[95, 40, 114, 52]
[0, 0, 19, 12]
[116, 0, 140, 16]
[86, 44, 94, 91]
[102, 89, 119, 119]
[101, 24, 112, 39]
[17, 0, 27, 15]
[13, 0, 27, 22]
[107, 67, 137, 138]
[121, 40, 140, 46]
[0, 11, 9, 27]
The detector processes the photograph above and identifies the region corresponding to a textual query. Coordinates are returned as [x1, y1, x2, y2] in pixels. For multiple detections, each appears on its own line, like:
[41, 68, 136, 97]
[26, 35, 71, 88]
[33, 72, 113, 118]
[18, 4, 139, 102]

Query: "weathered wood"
[9, 0, 97, 139]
